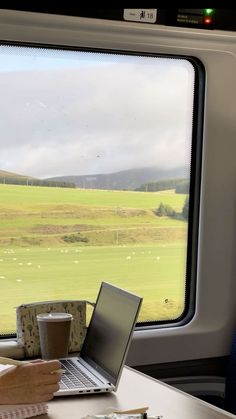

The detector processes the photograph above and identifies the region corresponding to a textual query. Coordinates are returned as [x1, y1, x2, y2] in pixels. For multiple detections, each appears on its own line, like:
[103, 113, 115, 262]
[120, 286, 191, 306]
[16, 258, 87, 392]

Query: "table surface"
[42, 366, 235, 419]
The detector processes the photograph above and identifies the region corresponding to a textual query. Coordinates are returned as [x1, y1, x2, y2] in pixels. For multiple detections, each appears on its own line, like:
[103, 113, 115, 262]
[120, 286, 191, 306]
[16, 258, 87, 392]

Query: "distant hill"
[46, 167, 187, 191]
[0, 169, 35, 179]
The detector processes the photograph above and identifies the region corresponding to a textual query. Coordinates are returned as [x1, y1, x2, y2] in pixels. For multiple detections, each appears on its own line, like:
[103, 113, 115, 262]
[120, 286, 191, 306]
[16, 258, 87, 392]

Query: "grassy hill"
[0, 184, 188, 332]
[0, 184, 187, 247]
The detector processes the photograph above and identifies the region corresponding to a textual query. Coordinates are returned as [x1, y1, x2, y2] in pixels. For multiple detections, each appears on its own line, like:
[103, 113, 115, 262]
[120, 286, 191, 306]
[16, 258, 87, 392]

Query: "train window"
[0, 44, 203, 336]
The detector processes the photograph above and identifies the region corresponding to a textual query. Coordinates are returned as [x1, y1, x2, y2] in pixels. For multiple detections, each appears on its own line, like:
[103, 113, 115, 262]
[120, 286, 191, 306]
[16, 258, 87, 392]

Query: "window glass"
[0, 45, 196, 335]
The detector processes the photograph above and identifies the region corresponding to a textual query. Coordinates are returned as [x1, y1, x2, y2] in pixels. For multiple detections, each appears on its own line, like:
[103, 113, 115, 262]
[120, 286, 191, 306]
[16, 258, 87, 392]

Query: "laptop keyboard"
[59, 359, 97, 390]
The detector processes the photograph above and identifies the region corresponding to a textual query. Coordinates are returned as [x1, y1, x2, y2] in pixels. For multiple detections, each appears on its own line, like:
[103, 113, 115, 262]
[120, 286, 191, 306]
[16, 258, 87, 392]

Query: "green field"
[0, 184, 188, 333]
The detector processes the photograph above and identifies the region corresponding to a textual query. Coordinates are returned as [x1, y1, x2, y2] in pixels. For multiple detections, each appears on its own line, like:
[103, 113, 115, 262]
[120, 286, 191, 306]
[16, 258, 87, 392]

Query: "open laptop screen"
[80, 282, 142, 386]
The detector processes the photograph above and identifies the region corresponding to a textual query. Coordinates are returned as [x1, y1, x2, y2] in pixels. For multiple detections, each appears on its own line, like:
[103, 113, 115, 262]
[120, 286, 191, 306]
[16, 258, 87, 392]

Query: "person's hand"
[0, 359, 61, 404]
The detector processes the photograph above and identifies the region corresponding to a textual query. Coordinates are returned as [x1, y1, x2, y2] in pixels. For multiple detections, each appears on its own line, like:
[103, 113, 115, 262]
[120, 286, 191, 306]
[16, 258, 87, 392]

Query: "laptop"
[55, 282, 142, 396]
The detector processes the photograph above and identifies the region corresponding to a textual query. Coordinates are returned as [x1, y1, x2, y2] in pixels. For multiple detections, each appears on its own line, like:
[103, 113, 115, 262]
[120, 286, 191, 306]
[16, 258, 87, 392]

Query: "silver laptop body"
[55, 282, 142, 396]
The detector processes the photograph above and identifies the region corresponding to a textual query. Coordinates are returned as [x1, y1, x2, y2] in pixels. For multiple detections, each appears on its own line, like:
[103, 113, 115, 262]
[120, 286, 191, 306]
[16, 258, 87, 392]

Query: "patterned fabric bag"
[16, 300, 94, 358]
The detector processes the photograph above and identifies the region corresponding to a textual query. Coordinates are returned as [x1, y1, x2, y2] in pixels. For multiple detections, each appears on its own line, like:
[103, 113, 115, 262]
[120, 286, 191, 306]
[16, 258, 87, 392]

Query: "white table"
[43, 366, 235, 419]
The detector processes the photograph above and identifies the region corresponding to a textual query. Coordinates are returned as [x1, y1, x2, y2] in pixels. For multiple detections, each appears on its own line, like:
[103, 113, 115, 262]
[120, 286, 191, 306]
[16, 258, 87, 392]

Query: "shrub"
[182, 196, 189, 220]
[154, 203, 176, 218]
[63, 234, 89, 243]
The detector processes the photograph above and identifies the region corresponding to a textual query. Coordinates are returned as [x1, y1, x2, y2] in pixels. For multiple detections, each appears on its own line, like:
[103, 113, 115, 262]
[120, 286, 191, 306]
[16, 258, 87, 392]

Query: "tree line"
[136, 178, 189, 194]
[0, 177, 76, 188]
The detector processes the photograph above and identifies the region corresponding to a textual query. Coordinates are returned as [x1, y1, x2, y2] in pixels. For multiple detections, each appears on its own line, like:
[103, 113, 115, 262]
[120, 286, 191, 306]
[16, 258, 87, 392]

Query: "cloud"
[0, 48, 194, 178]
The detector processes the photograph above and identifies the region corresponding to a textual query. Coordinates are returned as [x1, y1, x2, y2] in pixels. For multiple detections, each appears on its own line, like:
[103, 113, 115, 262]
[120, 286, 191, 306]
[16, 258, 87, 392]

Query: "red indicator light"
[204, 17, 212, 24]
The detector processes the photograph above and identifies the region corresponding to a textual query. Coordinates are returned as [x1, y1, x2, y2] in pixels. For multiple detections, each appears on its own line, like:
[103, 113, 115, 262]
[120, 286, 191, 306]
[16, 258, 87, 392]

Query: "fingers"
[41, 382, 60, 394]
[23, 381, 60, 403]
[39, 360, 61, 374]
[16, 361, 62, 386]
[40, 393, 55, 402]
[25, 360, 61, 375]
[29, 359, 44, 364]
[37, 371, 62, 385]
[37, 382, 60, 402]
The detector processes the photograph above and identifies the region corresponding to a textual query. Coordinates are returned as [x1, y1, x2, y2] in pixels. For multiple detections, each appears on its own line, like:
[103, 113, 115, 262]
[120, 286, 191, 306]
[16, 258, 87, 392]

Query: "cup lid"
[37, 312, 73, 322]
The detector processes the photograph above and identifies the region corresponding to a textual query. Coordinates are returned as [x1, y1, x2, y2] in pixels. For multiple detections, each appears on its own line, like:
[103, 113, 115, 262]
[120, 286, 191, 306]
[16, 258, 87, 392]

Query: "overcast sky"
[0, 46, 194, 178]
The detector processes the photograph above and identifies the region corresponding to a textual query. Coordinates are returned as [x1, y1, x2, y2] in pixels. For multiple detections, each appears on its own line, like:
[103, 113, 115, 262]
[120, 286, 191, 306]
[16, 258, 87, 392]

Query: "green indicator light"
[205, 9, 214, 14]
